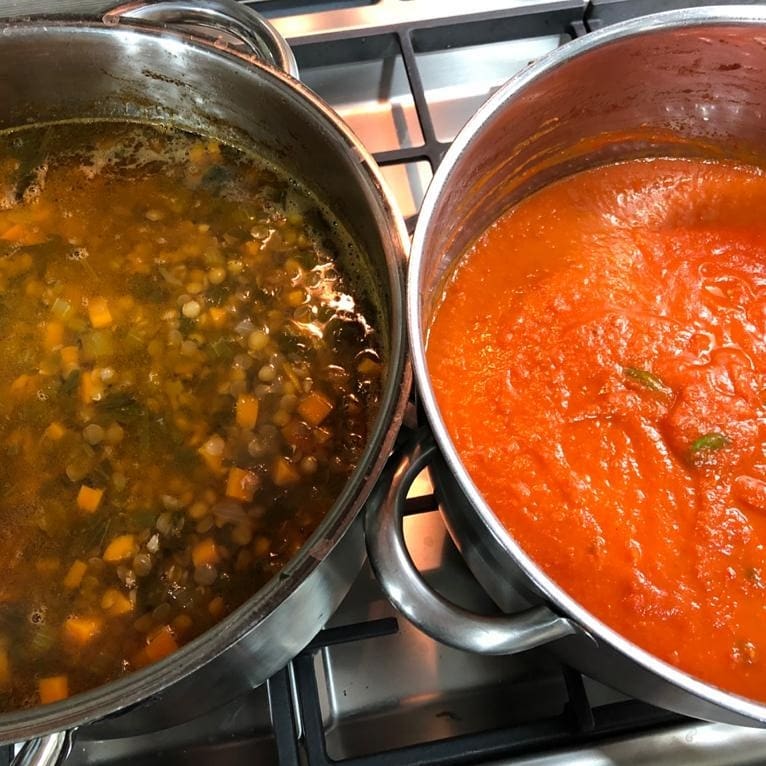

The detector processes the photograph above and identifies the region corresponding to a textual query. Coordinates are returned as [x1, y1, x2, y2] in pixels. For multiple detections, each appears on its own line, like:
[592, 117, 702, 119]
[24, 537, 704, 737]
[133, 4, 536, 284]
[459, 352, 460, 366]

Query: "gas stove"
[3, 0, 766, 763]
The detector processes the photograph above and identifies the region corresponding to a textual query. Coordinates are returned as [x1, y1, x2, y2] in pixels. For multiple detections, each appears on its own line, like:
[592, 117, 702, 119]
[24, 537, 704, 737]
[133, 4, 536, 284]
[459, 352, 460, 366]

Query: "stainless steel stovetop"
[3, 0, 766, 763]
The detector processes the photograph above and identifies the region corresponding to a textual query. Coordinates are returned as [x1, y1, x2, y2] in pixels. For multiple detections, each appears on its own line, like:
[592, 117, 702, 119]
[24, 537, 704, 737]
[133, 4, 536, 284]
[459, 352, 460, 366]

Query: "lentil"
[0, 121, 383, 711]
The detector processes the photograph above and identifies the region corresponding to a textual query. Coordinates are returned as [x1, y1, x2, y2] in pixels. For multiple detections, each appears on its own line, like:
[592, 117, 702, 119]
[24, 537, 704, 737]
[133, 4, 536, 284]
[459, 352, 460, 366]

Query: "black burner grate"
[262, 498, 682, 766]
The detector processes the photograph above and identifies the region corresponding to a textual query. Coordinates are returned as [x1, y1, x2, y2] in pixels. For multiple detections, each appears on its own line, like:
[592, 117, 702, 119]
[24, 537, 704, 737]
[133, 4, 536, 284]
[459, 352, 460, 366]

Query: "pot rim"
[409, 4, 766, 725]
[0, 16, 410, 739]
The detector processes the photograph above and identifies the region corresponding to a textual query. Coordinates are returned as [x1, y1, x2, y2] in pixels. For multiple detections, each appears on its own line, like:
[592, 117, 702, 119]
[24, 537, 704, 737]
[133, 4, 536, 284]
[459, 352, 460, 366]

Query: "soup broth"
[0, 122, 383, 709]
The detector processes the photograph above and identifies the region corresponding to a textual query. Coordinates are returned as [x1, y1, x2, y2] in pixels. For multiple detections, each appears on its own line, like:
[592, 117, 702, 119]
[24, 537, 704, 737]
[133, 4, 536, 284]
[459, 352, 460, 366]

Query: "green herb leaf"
[690, 432, 730, 454]
[623, 367, 671, 396]
[60, 369, 80, 396]
[127, 273, 170, 304]
[206, 336, 236, 362]
[96, 391, 143, 423]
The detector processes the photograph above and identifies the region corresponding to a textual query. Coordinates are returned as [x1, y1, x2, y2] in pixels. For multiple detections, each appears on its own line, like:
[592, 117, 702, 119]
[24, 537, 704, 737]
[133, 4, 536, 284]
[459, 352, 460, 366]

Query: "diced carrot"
[0, 648, 10, 686]
[297, 391, 333, 426]
[144, 625, 178, 663]
[38, 675, 68, 704]
[281, 419, 313, 451]
[63, 616, 102, 645]
[207, 307, 228, 328]
[253, 536, 271, 557]
[101, 588, 133, 616]
[60, 345, 79, 374]
[44, 421, 66, 441]
[226, 466, 258, 502]
[172, 614, 193, 636]
[272, 456, 300, 487]
[192, 538, 219, 568]
[235, 394, 259, 430]
[63, 560, 87, 590]
[43, 321, 64, 351]
[0, 223, 44, 244]
[208, 596, 225, 619]
[80, 369, 104, 404]
[77, 485, 104, 513]
[88, 297, 113, 328]
[357, 357, 383, 377]
[103, 534, 138, 563]
[198, 434, 225, 474]
[0, 223, 25, 241]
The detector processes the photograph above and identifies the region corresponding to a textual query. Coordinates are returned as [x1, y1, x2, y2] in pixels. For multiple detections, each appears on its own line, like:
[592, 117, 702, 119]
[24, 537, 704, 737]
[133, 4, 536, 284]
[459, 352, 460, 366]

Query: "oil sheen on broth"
[427, 158, 766, 701]
[0, 122, 384, 710]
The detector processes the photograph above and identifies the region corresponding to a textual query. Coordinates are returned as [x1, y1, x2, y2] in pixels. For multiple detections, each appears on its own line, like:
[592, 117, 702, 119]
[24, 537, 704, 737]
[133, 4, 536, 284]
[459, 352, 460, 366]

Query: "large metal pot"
[0, 0, 409, 759]
[366, 6, 766, 730]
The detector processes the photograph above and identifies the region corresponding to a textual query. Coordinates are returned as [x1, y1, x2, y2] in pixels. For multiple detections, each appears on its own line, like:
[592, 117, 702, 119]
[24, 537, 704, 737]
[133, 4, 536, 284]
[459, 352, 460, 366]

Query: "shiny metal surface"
[403, 6, 766, 729]
[486, 721, 766, 765]
[272, 0, 585, 43]
[104, 0, 299, 77]
[366, 431, 583, 655]
[0, 0, 409, 747]
[11, 732, 71, 766]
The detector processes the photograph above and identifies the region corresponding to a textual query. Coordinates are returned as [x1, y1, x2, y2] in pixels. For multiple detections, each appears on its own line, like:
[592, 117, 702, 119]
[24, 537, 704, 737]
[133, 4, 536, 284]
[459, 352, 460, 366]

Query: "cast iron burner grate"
[278, 527, 682, 766]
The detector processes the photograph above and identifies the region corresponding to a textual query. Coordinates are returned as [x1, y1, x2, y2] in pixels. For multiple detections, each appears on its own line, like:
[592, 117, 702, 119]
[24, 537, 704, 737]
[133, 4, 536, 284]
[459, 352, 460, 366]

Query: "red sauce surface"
[427, 158, 766, 700]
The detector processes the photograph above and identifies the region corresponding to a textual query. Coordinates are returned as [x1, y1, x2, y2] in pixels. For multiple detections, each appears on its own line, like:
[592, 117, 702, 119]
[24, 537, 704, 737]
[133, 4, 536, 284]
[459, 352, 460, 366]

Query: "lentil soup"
[0, 122, 384, 710]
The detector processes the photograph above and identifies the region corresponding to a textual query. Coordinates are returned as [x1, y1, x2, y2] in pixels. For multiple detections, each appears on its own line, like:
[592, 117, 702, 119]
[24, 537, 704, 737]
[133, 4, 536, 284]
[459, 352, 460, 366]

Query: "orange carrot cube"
[88, 297, 113, 328]
[63, 616, 102, 645]
[101, 588, 133, 616]
[43, 321, 64, 351]
[38, 675, 68, 704]
[225, 466, 258, 502]
[192, 538, 219, 568]
[103, 534, 137, 563]
[297, 391, 333, 426]
[235, 394, 259, 430]
[272, 457, 300, 487]
[198, 434, 225, 474]
[144, 625, 178, 663]
[0, 647, 9, 686]
[77, 485, 103, 513]
[63, 560, 87, 590]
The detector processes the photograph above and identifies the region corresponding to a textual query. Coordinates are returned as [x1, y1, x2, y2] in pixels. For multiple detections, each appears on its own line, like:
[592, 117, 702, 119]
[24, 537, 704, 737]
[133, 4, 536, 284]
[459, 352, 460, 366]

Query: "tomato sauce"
[427, 158, 766, 700]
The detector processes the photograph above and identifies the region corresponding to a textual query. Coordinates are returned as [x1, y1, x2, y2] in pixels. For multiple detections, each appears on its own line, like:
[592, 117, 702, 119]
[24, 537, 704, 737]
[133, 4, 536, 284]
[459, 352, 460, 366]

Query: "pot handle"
[365, 428, 586, 655]
[102, 0, 299, 78]
[10, 730, 72, 766]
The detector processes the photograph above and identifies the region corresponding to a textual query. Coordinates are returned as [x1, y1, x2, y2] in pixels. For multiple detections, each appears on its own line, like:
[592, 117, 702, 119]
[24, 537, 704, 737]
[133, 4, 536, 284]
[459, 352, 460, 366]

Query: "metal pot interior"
[0, 20, 407, 739]
[411, 8, 766, 726]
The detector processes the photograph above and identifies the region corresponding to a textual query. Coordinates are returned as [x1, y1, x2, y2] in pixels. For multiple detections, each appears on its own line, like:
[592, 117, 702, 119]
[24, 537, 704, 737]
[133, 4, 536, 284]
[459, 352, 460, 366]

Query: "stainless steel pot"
[366, 6, 766, 730]
[0, 0, 409, 760]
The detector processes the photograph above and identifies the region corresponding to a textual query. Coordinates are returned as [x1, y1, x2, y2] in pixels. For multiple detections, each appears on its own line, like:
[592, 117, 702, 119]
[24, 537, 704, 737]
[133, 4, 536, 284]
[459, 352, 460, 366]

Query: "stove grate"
[283, 538, 683, 766]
